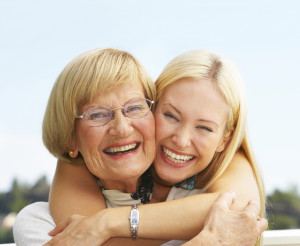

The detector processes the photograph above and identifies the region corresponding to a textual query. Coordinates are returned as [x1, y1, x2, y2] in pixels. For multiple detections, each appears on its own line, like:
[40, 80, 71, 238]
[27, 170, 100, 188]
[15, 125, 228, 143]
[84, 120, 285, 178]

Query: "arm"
[49, 160, 167, 245]
[49, 150, 262, 241]
[206, 150, 261, 210]
[49, 160, 106, 224]
[106, 150, 260, 240]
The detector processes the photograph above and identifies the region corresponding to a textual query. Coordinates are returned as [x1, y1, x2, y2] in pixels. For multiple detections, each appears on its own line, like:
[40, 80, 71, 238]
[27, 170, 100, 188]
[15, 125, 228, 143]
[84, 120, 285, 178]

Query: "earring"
[69, 151, 74, 157]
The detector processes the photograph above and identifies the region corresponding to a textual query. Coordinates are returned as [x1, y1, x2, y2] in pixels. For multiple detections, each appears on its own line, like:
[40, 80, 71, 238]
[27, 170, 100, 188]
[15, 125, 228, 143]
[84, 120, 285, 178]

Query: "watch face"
[132, 210, 139, 223]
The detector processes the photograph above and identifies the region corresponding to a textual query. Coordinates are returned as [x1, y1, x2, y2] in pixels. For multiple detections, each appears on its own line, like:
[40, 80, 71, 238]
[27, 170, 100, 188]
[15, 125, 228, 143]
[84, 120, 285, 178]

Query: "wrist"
[96, 207, 132, 238]
[197, 229, 218, 246]
[184, 230, 216, 246]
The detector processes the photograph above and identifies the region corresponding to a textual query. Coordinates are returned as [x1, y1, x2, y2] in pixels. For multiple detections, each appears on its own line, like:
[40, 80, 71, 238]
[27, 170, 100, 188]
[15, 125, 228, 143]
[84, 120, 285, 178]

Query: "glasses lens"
[124, 98, 152, 119]
[83, 107, 112, 126]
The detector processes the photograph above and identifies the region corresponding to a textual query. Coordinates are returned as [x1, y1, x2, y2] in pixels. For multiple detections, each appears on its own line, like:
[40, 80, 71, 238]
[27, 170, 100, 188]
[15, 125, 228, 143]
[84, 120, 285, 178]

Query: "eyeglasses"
[75, 98, 154, 127]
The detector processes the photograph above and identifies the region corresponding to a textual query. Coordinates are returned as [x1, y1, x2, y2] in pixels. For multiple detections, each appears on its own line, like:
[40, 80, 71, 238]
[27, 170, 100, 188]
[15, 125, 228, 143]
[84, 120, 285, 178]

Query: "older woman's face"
[154, 77, 229, 184]
[74, 82, 155, 189]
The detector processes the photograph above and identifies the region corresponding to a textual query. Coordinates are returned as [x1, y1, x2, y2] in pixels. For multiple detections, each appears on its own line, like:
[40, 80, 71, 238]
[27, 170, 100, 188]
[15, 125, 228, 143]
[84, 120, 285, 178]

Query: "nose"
[108, 110, 134, 137]
[171, 125, 192, 149]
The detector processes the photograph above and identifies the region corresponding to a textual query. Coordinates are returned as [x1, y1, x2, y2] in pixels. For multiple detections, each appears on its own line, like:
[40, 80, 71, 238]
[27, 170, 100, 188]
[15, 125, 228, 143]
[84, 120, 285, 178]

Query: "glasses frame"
[75, 98, 154, 127]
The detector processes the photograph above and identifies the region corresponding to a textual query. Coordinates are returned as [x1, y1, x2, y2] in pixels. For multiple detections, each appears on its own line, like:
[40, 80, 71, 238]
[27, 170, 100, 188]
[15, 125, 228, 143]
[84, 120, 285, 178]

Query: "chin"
[157, 170, 183, 185]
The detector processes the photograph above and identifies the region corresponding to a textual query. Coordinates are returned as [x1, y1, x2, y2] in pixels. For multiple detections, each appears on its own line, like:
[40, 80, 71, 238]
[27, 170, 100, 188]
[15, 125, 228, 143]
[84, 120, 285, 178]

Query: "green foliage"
[0, 229, 14, 244]
[9, 180, 28, 213]
[0, 176, 50, 243]
[267, 186, 300, 230]
[0, 176, 50, 214]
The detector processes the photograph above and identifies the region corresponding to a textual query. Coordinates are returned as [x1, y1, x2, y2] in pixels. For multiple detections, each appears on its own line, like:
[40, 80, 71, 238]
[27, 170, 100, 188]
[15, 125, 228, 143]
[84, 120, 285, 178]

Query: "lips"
[161, 146, 194, 164]
[103, 142, 140, 156]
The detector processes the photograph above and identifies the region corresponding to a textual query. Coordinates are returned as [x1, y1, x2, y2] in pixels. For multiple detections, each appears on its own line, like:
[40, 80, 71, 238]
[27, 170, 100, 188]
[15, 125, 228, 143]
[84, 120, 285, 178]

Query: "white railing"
[1, 229, 300, 246]
[263, 229, 300, 245]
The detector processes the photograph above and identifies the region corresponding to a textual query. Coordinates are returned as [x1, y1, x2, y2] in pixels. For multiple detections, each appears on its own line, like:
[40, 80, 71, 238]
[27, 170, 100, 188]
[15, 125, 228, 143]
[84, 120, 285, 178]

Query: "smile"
[162, 146, 194, 164]
[103, 143, 140, 156]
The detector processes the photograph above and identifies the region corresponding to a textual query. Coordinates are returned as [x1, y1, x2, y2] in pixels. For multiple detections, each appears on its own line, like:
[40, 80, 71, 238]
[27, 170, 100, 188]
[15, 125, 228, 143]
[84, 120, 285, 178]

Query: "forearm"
[104, 189, 259, 242]
[49, 160, 106, 224]
[100, 194, 218, 240]
[105, 153, 260, 241]
[50, 152, 262, 243]
[82, 208, 167, 245]
[138, 193, 219, 239]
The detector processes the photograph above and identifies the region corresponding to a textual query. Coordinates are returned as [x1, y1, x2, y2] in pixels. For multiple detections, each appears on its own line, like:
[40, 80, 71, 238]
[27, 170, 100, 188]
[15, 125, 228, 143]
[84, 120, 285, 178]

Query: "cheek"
[155, 114, 170, 143]
[194, 134, 222, 157]
[141, 113, 155, 139]
[76, 127, 105, 152]
[135, 114, 156, 151]
[136, 115, 156, 161]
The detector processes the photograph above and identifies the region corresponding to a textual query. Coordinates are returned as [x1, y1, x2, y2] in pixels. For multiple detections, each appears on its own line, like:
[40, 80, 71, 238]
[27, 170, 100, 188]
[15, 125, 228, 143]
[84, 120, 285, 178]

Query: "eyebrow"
[83, 97, 144, 111]
[165, 103, 181, 115]
[163, 102, 220, 128]
[197, 119, 220, 128]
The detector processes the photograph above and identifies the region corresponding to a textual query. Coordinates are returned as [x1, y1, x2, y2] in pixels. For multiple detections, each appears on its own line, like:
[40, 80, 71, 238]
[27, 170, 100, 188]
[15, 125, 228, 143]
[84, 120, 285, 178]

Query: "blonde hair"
[155, 50, 266, 234]
[43, 48, 156, 163]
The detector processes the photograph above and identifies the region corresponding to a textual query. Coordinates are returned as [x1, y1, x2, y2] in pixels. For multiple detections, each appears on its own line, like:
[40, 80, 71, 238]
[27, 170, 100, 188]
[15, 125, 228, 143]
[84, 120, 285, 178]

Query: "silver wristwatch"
[129, 204, 139, 239]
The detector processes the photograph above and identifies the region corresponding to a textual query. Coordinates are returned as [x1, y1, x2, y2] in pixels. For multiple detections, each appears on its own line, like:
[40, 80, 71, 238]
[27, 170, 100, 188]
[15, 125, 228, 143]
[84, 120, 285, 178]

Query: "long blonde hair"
[155, 50, 266, 232]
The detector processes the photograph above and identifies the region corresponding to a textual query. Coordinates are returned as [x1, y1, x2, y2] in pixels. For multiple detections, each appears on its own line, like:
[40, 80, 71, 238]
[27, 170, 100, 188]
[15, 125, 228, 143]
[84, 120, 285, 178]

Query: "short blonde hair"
[155, 50, 266, 228]
[43, 48, 156, 163]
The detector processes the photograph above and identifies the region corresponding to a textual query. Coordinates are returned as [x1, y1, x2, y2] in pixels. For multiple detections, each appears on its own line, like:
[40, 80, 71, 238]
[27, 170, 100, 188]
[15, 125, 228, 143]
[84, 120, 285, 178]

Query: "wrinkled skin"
[183, 191, 268, 246]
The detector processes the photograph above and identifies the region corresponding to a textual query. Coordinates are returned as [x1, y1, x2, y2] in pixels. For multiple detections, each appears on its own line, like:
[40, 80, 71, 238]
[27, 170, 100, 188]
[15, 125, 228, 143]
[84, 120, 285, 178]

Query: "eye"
[86, 108, 111, 121]
[126, 104, 144, 112]
[89, 112, 108, 120]
[197, 125, 213, 132]
[163, 112, 179, 121]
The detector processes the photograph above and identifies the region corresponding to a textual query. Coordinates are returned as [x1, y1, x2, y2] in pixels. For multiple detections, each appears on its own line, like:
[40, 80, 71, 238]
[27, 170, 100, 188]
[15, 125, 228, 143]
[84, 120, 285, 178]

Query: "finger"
[49, 219, 70, 236]
[212, 191, 236, 211]
[244, 200, 260, 216]
[257, 217, 268, 233]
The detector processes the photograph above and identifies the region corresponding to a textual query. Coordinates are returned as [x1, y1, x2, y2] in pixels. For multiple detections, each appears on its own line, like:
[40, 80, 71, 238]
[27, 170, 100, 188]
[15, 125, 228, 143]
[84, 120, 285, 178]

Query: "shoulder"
[14, 202, 55, 227]
[207, 150, 255, 192]
[13, 202, 55, 246]
[227, 150, 252, 172]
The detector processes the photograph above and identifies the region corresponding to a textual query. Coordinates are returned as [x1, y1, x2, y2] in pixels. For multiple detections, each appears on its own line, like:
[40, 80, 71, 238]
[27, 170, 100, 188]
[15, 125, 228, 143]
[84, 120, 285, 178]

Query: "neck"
[101, 177, 140, 193]
[151, 181, 172, 203]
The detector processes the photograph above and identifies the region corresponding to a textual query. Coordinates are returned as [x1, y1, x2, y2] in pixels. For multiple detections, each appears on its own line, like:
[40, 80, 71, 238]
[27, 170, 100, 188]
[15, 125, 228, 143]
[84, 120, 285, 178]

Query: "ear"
[216, 129, 233, 153]
[69, 136, 79, 158]
[69, 149, 79, 158]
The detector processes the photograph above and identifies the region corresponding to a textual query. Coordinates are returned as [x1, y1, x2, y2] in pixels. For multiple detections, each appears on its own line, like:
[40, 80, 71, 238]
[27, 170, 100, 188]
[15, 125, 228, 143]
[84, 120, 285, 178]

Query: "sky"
[0, 0, 300, 194]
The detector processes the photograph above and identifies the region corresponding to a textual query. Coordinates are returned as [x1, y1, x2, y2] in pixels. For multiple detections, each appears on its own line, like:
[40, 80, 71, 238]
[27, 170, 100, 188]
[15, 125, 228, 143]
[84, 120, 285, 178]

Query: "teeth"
[105, 143, 137, 153]
[163, 147, 193, 163]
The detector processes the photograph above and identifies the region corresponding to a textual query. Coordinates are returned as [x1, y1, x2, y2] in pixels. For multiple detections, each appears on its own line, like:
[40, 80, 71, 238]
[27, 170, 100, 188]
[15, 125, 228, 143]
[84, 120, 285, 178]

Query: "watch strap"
[129, 204, 139, 239]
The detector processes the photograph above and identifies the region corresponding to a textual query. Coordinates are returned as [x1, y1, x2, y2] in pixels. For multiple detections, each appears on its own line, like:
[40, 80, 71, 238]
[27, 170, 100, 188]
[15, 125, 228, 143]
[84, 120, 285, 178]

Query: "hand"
[183, 191, 268, 246]
[43, 212, 111, 246]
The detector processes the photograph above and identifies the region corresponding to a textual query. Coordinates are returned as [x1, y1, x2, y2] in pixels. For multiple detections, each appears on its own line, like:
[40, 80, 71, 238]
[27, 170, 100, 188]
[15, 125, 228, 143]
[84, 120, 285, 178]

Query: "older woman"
[13, 48, 266, 246]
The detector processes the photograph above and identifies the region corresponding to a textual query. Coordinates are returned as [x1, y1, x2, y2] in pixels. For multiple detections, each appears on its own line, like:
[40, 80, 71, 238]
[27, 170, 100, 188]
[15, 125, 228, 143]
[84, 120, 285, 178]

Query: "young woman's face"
[73, 82, 156, 189]
[154, 77, 230, 185]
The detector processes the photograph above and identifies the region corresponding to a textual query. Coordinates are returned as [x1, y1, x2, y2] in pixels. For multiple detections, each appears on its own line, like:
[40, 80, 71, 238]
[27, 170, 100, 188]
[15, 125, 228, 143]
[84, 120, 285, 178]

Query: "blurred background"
[1, 0, 300, 243]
